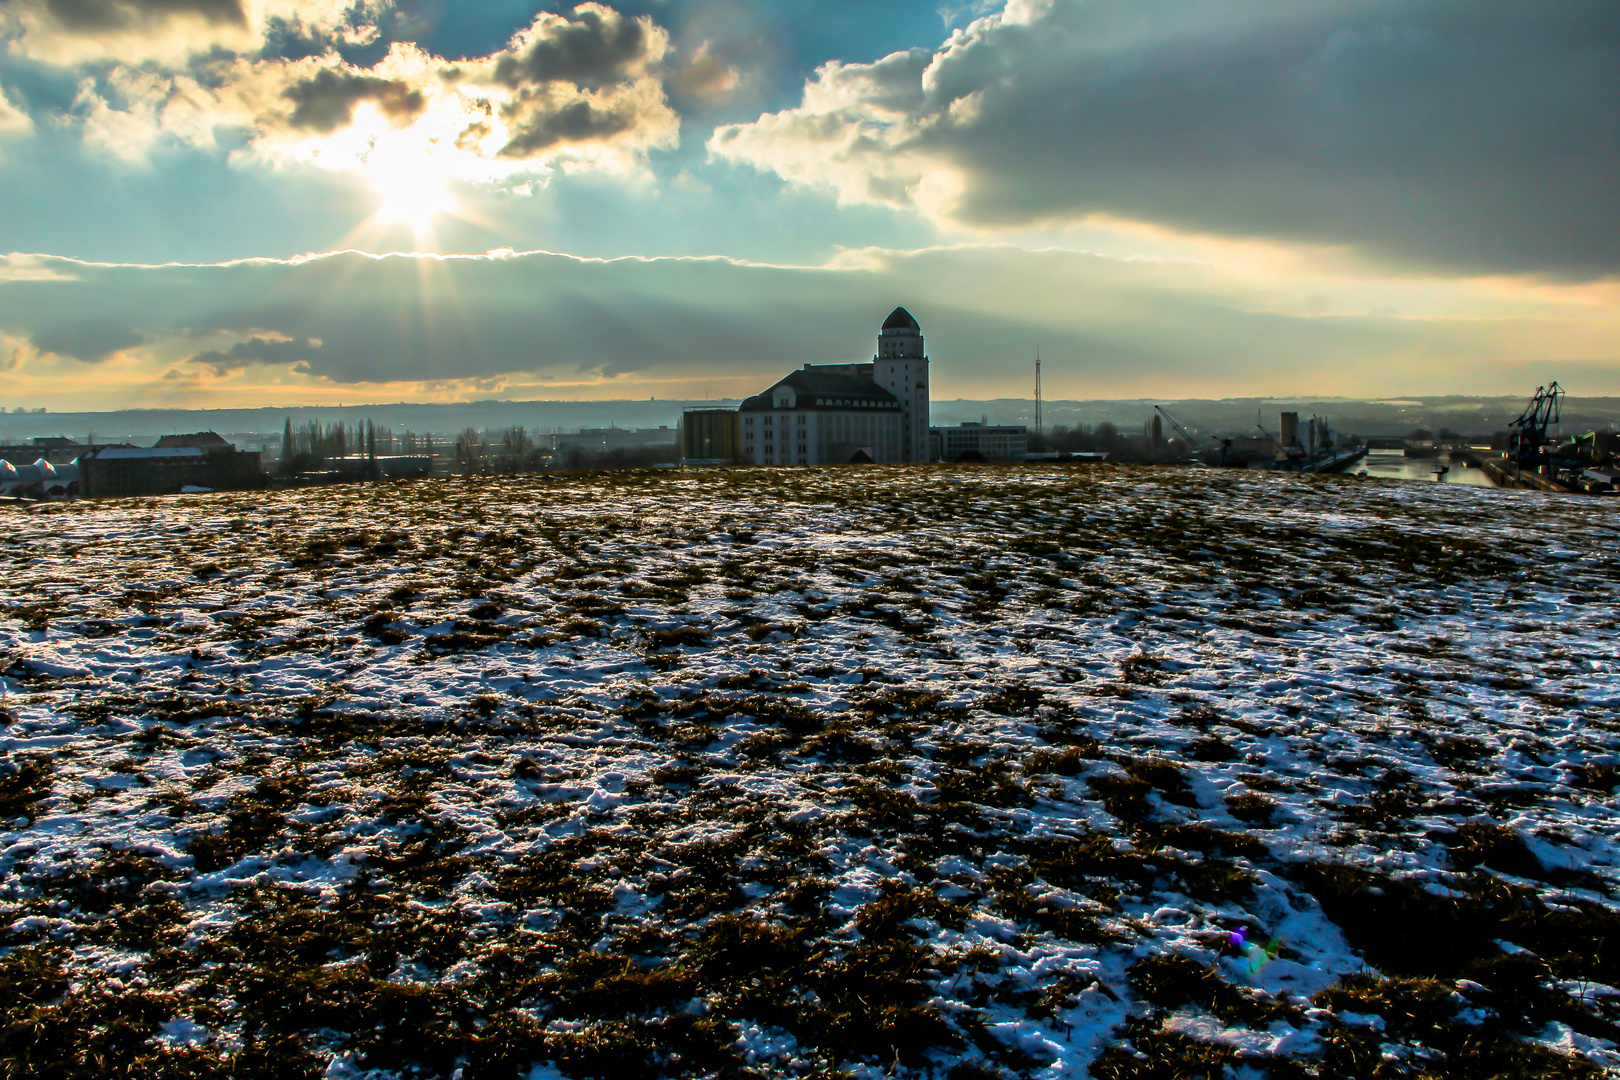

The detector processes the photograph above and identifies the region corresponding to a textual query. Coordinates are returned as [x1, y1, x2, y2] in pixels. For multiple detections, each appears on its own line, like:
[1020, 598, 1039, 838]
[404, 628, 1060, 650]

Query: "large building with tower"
[683, 307, 932, 466]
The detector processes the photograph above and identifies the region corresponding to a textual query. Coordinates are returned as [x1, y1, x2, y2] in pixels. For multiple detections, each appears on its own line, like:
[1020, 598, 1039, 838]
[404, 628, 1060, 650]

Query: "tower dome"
[882, 306, 920, 333]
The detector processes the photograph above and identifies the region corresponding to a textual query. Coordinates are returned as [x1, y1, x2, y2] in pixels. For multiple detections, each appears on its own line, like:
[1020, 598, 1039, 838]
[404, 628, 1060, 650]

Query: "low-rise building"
[79, 433, 264, 497]
[552, 427, 678, 455]
[930, 422, 1029, 462]
[680, 409, 742, 464]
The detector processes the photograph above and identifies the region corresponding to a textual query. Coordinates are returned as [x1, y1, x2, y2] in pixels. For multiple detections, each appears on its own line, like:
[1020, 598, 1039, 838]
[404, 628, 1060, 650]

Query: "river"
[1355, 449, 1495, 487]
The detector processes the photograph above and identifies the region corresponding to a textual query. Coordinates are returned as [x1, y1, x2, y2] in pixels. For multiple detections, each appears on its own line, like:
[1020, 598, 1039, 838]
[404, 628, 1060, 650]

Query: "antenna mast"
[1034, 346, 1042, 438]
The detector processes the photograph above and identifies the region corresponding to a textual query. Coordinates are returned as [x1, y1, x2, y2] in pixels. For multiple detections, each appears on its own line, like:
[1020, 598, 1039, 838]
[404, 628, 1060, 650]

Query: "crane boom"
[1508, 381, 1564, 467]
[1154, 405, 1201, 447]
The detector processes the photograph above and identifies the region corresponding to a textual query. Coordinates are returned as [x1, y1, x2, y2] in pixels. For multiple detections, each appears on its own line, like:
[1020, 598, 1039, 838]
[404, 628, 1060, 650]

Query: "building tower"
[871, 307, 930, 462]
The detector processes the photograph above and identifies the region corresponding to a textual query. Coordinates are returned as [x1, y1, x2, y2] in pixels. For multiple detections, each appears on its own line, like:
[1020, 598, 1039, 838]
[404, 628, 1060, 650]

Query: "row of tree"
[279, 419, 437, 476]
[452, 426, 547, 472]
[278, 419, 669, 477]
[449, 426, 672, 472]
[1027, 423, 1128, 454]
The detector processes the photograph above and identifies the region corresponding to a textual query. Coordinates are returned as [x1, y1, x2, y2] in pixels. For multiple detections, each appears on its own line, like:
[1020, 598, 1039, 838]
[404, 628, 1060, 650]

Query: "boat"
[1302, 447, 1370, 473]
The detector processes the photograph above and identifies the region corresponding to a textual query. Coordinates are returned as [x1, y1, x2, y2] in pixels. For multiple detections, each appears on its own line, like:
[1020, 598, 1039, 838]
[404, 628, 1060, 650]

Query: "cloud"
[5, 0, 381, 64]
[669, 42, 740, 105]
[0, 86, 32, 140]
[488, 3, 659, 90]
[496, 80, 668, 160]
[710, 0, 1620, 277]
[190, 333, 320, 372]
[0, 331, 35, 370]
[36, 0, 248, 32]
[56, 6, 679, 178]
[30, 317, 145, 360]
[7, 0, 677, 182]
[282, 68, 423, 133]
[467, 4, 675, 164]
[0, 245, 1614, 406]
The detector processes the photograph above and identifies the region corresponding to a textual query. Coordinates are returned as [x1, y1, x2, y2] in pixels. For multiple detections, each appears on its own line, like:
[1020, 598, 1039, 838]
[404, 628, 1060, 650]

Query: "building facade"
[931, 422, 1029, 462]
[687, 307, 931, 467]
[79, 436, 264, 497]
[552, 426, 678, 455]
[680, 409, 742, 463]
[739, 369, 904, 465]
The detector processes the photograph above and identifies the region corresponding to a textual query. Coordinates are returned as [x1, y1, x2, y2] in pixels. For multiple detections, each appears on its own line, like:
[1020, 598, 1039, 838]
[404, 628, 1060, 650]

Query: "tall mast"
[1035, 346, 1042, 438]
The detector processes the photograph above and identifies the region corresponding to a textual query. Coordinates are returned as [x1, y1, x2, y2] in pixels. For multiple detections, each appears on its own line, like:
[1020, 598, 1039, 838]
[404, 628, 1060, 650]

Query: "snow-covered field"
[2, 464, 1617, 1079]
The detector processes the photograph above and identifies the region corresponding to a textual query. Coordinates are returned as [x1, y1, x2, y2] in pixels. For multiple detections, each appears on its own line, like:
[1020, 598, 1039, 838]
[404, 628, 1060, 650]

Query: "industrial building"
[78, 433, 264, 497]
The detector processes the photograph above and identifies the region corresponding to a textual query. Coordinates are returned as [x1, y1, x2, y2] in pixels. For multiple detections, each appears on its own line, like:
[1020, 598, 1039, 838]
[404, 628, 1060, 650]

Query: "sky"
[0, 0, 1616, 409]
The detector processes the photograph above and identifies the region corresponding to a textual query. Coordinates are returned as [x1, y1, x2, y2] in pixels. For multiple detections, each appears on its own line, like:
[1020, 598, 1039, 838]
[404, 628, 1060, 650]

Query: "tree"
[500, 426, 534, 471]
[454, 427, 487, 472]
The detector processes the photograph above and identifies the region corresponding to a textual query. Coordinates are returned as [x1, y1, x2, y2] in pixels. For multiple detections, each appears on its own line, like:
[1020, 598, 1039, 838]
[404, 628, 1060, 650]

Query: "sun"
[370, 159, 453, 233]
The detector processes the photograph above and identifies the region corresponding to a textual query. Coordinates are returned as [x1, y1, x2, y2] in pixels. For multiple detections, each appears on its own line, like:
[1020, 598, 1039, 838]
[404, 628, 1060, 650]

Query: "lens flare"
[1229, 927, 1283, 975]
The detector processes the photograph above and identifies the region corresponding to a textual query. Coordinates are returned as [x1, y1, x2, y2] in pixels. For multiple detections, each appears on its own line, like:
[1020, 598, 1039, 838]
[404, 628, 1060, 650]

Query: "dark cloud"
[3, 246, 1599, 398]
[191, 334, 320, 372]
[717, 0, 1620, 278]
[491, 5, 654, 89]
[283, 68, 425, 132]
[37, 0, 247, 32]
[497, 95, 640, 157]
[31, 319, 144, 360]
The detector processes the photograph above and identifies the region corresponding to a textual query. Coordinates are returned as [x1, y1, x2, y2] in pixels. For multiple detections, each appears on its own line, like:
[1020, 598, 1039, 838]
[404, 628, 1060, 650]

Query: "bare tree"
[500, 426, 534, 472]
[454, 427, 487, 473]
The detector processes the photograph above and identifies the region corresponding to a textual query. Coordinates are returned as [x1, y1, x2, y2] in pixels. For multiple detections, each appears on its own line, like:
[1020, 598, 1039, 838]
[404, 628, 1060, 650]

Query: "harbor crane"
[1153, 405, 1204, 449]
[1508, 382, 1564, 468]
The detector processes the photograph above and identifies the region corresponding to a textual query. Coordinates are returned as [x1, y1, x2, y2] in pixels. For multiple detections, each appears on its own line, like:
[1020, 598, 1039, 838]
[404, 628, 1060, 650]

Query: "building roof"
[740, 368, 901, 412]
[154, 431, 231, 449]
[882, 306, 920, 332]
[84, 447, 205, 460]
